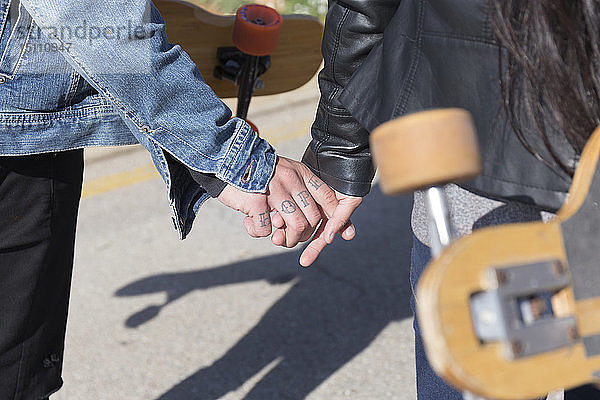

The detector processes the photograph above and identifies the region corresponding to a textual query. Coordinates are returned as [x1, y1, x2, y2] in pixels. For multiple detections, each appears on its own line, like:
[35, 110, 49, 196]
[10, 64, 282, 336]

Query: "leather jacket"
[303, 0, 576, 212]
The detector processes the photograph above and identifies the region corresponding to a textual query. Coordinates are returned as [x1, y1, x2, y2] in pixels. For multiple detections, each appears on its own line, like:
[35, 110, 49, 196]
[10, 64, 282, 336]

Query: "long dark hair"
[490, 0, 600, 174]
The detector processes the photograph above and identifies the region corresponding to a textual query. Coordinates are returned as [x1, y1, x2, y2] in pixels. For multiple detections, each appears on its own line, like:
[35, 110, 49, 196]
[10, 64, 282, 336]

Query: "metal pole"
[424, 186, 494, 400]
[424, 186, 454, 257]
[236, 55, 259, 121]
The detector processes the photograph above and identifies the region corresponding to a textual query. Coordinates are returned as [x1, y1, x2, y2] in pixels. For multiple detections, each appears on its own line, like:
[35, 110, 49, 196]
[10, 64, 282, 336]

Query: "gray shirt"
[411, 184, 555, 247]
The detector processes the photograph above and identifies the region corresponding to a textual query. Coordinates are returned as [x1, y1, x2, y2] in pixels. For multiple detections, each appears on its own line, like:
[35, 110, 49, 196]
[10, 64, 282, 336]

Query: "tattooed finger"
[308, 175, 323, 191]
[296, 190, 310, 207]
[281, 199, 298, 214]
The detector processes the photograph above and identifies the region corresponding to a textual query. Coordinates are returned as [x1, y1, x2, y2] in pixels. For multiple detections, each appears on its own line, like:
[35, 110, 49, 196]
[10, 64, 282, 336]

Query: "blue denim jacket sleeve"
[19, 0, 277, 238]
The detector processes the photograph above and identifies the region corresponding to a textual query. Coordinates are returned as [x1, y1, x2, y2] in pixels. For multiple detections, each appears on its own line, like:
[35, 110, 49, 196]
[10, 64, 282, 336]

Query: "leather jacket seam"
[317, 1, 349, 172]
[314, 167, 373, 185]
[334, 0, 362, 16]
[314, 1, 374, 177]
[315, 105, 329, 172]
[479, 173, 570, 192]
[392, 0, 425, 117]
[326, 85, 340, 107]
[330, 8, 350, 89]
[422, 30, 497, 46]
[319, 98, 352, 116]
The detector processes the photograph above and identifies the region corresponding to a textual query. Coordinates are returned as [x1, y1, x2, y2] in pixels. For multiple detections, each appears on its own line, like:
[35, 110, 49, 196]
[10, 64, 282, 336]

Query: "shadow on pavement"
[115, 185, 414, 399]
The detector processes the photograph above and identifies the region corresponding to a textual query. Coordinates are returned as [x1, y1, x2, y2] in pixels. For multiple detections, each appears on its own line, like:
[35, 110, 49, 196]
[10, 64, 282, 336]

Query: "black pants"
[0, 150, 83, 400]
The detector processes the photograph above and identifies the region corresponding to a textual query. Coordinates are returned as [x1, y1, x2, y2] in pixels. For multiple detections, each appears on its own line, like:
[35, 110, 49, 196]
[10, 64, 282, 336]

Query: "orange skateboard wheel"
[233, 4, 282, 56]
[246, 119, 259, 135]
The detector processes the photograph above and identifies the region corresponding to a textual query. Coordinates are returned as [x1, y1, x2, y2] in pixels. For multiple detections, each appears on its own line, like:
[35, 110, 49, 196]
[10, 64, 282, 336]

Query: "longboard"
[371, 109, 600, 399]
[416, 123, 600, 399]
[154, 0, 323, 99]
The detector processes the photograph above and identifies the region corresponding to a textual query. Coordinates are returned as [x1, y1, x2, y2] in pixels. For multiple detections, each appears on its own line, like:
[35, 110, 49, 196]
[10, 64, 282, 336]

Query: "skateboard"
[154, 0, 323, 121]
[370, 109, 600, 399]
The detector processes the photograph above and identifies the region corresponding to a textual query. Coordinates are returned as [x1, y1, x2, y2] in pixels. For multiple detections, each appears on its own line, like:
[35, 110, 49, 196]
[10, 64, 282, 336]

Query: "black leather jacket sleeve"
[302, 0, 401, 197]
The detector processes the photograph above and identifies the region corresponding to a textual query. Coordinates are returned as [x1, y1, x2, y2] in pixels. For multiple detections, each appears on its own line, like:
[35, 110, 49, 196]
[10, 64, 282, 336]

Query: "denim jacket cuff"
[217, 120, 277, 193]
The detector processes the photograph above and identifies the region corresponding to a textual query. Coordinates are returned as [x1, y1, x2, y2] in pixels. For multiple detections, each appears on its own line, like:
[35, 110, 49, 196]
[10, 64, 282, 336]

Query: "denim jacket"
[0, 0, 277, 238]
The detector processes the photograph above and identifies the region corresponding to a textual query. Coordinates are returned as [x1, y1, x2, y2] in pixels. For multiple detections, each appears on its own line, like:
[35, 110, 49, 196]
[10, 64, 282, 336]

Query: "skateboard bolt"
[553, 260, 566, 276]
[529, 297, 548, 320]
[567, 326, 580, 341]
[495, 270, 508, 286]
[510, 340, 523, 357]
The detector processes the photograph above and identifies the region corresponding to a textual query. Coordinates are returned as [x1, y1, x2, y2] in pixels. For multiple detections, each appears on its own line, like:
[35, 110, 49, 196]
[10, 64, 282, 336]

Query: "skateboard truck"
[214, 47, 270, 90]
[405, 118, 578, 398]
[422, 179, 493, 400]
[370, 109, 493, 400]
[373, 110, 600, 398]
[214, 4, 282, 124]
[214, 47, 271, 121]
[470, 260, 579, 360]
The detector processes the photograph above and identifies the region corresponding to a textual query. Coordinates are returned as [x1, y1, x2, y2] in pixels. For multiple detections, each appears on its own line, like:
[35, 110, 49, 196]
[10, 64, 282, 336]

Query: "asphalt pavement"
[52, 78, 564, 400]
[52, 78, 417, 400]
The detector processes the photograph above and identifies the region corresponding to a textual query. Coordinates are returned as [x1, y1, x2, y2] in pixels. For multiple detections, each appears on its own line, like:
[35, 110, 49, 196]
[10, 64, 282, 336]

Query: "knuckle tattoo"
[281, 200, 297, 214]
[259, 212, 271, 227]
[296, 190, 310, 207]
[308, 175, 323, 190]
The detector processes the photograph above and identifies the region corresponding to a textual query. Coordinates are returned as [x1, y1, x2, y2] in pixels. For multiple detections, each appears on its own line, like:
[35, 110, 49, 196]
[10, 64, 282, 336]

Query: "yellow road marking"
[81, 121, 311, 199]
[81, 164, 159, 199]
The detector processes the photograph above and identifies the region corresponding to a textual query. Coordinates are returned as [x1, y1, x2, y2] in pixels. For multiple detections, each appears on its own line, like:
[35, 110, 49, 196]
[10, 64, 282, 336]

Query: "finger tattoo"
[281, 200, 297, 214]
[259, 212, 271, 227]
[296, 190, 310, 207]
[308, 175, 323, 190]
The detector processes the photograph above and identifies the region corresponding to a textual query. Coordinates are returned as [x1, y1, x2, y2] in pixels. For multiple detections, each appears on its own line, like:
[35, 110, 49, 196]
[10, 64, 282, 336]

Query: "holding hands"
[217, 156, 362, 266]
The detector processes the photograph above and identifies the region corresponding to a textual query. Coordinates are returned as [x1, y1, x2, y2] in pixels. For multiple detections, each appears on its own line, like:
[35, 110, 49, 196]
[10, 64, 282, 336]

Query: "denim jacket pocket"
[0, 0, 33, 78]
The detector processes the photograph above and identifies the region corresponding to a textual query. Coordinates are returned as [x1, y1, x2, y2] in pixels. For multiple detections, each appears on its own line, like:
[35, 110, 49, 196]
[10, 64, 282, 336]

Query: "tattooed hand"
[218, 156, 361, 267]
[297, 191, 362, 267]
[216, 186, 272, 238]
[265, 156, 336, 248]
[216, 156, 331, 241]
[271, 188, 363, 267]
[267, 157, 363, 267]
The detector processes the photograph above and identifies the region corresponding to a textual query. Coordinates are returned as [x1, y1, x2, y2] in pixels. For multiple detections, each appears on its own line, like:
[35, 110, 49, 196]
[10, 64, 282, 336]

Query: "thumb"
[322, 197, 362, 244]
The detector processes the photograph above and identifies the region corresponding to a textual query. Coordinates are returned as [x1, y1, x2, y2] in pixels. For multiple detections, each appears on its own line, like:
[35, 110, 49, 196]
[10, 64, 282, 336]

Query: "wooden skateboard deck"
[417, 125, 600, 399]
[154, 0, 323, 98]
